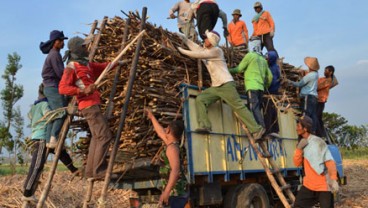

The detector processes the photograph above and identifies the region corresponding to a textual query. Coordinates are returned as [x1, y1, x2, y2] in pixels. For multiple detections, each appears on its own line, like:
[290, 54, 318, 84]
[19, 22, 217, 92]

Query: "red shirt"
[59, 61, 108, 110]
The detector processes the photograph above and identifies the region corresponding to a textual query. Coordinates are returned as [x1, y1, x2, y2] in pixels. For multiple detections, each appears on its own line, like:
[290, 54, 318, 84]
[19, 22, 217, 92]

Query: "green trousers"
[195, 81, 262, 133]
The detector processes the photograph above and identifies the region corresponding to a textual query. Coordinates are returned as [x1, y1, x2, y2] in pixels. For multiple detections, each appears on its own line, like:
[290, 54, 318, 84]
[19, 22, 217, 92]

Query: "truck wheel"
[224, 183, 270, 208]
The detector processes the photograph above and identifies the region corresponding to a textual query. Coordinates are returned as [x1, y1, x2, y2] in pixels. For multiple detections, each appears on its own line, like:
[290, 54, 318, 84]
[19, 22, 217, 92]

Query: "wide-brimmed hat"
[297, 115, 313, 133]
[232, 9, 242, 17]
[304, 57, 320, 71]
[205, 30, 220, 47]
[40, 30, 68, 54]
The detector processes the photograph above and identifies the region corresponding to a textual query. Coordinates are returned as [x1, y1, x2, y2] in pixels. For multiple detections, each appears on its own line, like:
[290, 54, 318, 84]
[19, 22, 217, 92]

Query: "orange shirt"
[294, 149, 337, 191]
[317, 77, 332, 103]
[252, 11, 275, 36]
[227, 20, 248, 46]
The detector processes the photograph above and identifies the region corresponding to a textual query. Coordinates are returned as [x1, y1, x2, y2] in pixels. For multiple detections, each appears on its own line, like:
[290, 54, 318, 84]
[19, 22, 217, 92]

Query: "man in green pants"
[177, 30, 265, 139]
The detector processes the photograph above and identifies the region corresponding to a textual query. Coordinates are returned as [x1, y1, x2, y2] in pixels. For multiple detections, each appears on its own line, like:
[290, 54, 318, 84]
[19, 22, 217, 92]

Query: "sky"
[0, 0, 367, 140]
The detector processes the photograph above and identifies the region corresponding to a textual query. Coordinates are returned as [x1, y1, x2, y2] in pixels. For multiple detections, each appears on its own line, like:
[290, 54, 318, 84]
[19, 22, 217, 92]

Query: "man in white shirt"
[177, 30, 265, 139]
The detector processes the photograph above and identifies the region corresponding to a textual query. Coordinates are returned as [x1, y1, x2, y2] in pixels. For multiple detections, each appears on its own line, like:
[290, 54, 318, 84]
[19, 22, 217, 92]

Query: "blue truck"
[117, 84, 346, 207]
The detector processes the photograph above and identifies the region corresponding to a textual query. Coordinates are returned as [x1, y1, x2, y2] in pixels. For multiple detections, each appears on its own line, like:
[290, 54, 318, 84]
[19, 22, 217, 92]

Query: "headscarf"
[252, 10, 265, 23]
[63, 36, 89, 65]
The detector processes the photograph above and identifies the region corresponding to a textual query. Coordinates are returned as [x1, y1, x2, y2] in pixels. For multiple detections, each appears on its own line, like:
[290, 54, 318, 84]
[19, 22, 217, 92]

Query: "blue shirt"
[42, 48, 65, 87]
[291, 71, 318, 97]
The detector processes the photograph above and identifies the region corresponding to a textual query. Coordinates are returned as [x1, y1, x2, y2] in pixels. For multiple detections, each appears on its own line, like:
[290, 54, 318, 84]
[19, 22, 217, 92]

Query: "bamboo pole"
[97, 7, 148, 208]
[36, 100, 75, 208]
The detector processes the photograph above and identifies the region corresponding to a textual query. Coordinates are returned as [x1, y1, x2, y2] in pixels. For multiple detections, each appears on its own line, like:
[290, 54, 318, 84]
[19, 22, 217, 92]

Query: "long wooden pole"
[97, 7, 148, 208]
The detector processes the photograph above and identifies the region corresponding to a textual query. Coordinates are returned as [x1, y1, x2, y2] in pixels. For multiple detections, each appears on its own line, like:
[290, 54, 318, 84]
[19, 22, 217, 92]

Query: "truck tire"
[224, 183, 270, 208]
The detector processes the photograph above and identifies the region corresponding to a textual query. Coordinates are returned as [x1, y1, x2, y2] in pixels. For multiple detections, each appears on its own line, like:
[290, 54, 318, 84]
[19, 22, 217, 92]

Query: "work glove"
[223, 27, 229, 37]
[270, 31, 275, 38]
[84, 84, 96, 95]
[328, 179, 339, 193]
[297, 138, 308, 150]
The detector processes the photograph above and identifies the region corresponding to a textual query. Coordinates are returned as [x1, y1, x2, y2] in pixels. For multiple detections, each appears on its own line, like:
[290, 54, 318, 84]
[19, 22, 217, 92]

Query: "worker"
[287, 57, 319, 134]
[144, 108, 188, 208]
[251, 1, 276, 53]
[22, 84, 79, 204]
[39, 30, 69, 149]
[293, 115, 339, 208]
[264, 50, 281, 134]
[229, 52, 273, 130]
[190, 0, 228, 40]
[316, 65, 338, 137]
[227, 9, 249, 50]
[177, 30, 265, 140]
[59, 36, 113, 180]
[169, 0, 196, 40]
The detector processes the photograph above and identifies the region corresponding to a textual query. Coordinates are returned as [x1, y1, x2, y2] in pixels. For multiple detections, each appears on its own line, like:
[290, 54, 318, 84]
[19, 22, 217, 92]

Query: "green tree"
[0, 52, 24, 155]
[12, 106, 25, 165]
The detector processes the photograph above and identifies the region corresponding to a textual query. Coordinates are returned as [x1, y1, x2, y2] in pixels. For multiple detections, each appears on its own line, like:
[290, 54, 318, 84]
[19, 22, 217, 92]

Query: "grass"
[0, 162, 71, 176]
[340, 147, 368, 160]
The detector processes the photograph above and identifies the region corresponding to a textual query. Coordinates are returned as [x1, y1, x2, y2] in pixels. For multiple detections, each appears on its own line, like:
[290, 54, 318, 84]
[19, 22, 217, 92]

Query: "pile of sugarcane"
[74, 12, 302, 162]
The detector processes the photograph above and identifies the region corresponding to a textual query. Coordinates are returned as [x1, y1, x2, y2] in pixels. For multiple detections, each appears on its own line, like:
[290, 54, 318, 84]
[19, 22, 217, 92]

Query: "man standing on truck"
[251, 2, 276, 53]
[287, 57, 319, 134]
[177, 30, 265, 140]
[293, 115, 339, 208]
[227, 9, 249, 50]
[169, 0, 196, 40]
[144, 108, 188, 208]
[316, 65, 338, 137]
[229, 52, 273, 130]
[190, 0, 228, 40]
[59, 36, 113, 180]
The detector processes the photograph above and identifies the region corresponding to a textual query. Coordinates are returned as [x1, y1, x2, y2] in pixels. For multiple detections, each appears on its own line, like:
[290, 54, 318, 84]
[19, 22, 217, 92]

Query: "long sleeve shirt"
[59, 61, 108, 110]
[42, 48, 65, 87]
[229, 52, 273, 92]
[178, 38, 233, 87]
[169, 1, 193, 29]
[290, 71, 318, 97]
[227, 20, 248, 46]
[293, 134, 337, 191]
[252, 11, 275, 36]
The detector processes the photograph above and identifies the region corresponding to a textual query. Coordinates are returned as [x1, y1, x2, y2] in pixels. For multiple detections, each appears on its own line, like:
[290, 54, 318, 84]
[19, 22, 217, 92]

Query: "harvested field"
[0, 159, 367, 207]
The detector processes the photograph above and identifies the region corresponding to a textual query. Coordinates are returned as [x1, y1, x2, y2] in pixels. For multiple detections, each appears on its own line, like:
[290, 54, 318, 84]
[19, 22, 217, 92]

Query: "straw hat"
[232, 9, 242, 17]
[304, 57, 320, 71]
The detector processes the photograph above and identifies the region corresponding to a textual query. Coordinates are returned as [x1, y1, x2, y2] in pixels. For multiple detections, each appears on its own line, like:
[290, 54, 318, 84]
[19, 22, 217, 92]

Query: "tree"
[0, 52, 24, 155]
[12, 106, 25, 165]
[323, 112, 368, 148]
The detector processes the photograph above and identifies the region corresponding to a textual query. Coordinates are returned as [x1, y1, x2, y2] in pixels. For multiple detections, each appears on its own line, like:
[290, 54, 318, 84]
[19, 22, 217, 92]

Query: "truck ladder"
[234, 113, 295, 208]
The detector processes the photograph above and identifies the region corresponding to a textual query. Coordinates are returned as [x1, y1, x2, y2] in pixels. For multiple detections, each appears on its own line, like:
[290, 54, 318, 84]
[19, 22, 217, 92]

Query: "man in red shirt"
[59, 36, 112, 179]
[227, 9, 248, 48]
[293, 115, 339, 208]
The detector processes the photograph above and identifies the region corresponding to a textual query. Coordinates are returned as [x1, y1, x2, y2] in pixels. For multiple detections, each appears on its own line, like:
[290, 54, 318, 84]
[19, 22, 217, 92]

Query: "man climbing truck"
[116, 84, 345, 208]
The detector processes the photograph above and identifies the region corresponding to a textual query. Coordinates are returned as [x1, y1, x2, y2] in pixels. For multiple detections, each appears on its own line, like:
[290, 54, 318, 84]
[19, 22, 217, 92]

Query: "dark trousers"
[81, 105, 112, 178]
[23, 141, 77, 197]
[301, 95, 318, 134]
[247, 90, 265, 128]
[294, 186, 334, 208]
[263, 97, 279, 134]
[316, 102, 326, 137]
[259, 33, 276, 53]
[196, 3, 219, 40]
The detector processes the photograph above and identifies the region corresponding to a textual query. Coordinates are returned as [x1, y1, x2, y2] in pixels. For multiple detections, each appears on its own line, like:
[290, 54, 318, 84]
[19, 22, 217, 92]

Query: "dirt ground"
[0, 159, 367, 208]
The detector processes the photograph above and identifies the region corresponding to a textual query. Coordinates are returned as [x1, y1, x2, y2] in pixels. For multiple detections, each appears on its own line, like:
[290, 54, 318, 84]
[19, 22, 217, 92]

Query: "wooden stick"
[94, 29, 146, 85]
[83, 179, 95, 208]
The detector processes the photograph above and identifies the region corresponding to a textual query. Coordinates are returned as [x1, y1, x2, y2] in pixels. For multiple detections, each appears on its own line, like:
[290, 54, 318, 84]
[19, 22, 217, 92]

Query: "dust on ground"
[0, 159, 367, 208]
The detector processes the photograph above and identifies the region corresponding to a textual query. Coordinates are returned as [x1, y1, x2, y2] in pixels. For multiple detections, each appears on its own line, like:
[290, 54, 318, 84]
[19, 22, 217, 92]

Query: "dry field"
[0, 159, 367, 208]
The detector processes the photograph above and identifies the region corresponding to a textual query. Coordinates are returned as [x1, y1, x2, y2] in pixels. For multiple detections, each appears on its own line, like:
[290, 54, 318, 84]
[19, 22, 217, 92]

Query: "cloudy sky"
[0, 0, 367, 139]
